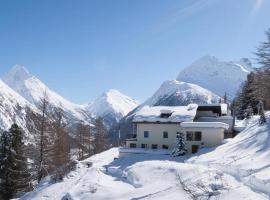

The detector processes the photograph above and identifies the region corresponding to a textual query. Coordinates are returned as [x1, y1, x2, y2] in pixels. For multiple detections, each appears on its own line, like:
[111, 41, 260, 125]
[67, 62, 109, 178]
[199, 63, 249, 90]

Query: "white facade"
[122, 103, 232, 156]
[126, 122, 227, 154]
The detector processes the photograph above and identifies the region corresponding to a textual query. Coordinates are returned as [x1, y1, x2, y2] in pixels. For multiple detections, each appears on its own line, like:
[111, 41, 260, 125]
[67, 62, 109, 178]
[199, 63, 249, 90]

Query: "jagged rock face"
[177, 56, 253, 99]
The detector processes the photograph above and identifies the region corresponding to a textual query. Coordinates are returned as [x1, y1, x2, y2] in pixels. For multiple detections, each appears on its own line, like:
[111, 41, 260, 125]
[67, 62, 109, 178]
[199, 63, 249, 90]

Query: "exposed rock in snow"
[145, 80, 220, 106]
[177, 56, 253, 98]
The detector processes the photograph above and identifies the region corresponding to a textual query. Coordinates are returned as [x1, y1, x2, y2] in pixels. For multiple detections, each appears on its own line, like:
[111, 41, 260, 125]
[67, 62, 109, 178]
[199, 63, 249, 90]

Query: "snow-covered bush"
[172, 132, 187, 157]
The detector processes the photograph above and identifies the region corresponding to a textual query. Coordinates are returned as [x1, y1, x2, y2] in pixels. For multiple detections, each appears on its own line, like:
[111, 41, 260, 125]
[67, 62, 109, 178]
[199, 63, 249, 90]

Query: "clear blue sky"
[0, 0, 269, 103]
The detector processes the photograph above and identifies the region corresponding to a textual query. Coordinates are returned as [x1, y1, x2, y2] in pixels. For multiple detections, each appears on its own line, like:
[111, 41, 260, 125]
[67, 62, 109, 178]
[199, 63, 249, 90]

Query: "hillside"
[22, 114, 270, 200]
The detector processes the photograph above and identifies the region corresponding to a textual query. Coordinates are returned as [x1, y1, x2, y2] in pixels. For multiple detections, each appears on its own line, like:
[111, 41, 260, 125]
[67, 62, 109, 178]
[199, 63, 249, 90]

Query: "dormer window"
[160, 109, 173, 118]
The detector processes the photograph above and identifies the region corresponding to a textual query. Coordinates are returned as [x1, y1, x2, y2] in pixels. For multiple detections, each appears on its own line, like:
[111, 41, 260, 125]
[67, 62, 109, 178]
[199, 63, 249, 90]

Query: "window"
[130, 143, 136, 148]
[162, 145, 169, 149]
[194, 132, 202, 141]
[186, 131, 193, 141]
[141, 144, 147, 148]
[144, 131, 149, 138]
[163, 131, 168, 138]
[152, 144, 158, 149]
[186, 131, 202, 141]
[160, 113, 172, 118]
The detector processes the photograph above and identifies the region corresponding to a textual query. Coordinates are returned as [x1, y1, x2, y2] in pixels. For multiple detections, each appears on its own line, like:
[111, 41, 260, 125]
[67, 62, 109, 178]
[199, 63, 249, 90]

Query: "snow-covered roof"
[180, 122, 229, 129]
[133, 104, 198, 123]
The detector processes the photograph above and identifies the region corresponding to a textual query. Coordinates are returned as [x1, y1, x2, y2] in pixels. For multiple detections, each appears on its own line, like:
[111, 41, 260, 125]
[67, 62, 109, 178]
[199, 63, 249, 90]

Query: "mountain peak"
[88, 89, 139, 121]
[105, 89, 122, 96]
[3, 65, 32, 83]
[177, 56, 252, 98]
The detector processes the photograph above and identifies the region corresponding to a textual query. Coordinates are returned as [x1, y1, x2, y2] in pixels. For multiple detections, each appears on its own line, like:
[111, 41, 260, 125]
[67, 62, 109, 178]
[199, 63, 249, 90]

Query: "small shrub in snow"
[171, 132, 187, 157]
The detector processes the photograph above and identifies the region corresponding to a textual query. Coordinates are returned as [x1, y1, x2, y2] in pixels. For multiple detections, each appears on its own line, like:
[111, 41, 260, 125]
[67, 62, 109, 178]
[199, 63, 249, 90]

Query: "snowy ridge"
[177, 56, 253, 98]
[0, 80, 38, 141]
[3, 65, 91, 123]
[145, 80, 220, 106]
[87, 89, 139, 122]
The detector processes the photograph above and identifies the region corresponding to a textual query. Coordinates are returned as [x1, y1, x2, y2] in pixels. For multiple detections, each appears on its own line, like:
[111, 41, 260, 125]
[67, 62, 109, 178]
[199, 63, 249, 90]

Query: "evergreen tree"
[258, 101, 267, 125]
[244, 104, 254, 119]
[172, 132, 187, 157]
[0, 124, 31, 199]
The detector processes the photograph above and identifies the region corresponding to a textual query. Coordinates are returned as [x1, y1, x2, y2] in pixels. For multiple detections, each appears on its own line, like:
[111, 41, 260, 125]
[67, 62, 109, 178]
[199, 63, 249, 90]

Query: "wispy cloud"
[150, 0, 218, 34]
[251, 0, 264, 15]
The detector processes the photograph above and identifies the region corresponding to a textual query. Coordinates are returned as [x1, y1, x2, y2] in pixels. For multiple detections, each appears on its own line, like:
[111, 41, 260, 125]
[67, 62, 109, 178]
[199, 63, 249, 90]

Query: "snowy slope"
[0, 80, 38, 141]
[177, 56, 253, 98]
[2, 65, 91, 124]
[187, 113, 270, 197]
[145, 80, 220, 106]
[87, 89, 139, 128]
[22, 114, 270, 200]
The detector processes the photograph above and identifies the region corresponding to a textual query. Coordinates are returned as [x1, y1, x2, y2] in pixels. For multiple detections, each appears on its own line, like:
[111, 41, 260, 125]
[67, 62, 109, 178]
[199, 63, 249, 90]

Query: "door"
[192, 145, 199, 154]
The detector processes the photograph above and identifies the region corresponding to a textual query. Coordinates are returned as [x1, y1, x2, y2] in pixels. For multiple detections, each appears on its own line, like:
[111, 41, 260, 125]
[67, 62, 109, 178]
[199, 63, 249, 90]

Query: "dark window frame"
[144, 131, 149, 138]
[163, 131, 168, 138]
[141, 144, 147, 148]
[194, 131, 202, 141]
[130, 143, 137, 148]
[152, 144, 158, 149]
[162, 145, 169, 149]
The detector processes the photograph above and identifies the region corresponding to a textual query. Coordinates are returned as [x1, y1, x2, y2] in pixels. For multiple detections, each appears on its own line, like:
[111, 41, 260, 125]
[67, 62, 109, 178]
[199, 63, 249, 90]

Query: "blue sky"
[0, 0, 269, 103]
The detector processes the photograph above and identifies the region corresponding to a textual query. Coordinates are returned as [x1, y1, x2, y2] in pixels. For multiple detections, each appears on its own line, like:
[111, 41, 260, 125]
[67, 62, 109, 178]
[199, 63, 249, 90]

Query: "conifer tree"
[0, 124, 31, 199]
[172, 132, 187, 157]
[244, 105, 254, 119]
[258, 101, 267, 125]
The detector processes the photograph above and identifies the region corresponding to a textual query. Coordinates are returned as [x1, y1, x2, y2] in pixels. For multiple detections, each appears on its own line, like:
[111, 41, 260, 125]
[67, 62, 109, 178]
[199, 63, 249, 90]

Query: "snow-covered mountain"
[120, 80, 220, 139]
[2, 65, 92, 126]
[177, 56, 253, 98]
[145, 80, 220, 106]
[0, 80, 39, 142]
[87, 89, 139, 128]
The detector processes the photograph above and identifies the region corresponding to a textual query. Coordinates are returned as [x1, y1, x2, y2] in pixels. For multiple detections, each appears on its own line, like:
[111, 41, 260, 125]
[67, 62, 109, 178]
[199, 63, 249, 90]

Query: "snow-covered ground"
[21, 114, 270, 200]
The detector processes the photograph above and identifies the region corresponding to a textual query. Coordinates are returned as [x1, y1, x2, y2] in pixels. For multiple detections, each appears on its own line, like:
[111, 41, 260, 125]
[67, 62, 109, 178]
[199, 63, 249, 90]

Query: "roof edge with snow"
[180, 122, 229, 129]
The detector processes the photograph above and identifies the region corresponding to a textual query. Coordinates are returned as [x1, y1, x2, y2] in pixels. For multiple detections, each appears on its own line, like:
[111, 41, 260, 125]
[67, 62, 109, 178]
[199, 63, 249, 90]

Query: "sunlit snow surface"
[22, 113, 270, 200]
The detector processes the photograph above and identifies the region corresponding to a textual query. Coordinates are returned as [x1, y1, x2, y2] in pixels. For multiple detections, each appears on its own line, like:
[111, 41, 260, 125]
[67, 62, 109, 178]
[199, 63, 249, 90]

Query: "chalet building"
[120, 104, 232, 157]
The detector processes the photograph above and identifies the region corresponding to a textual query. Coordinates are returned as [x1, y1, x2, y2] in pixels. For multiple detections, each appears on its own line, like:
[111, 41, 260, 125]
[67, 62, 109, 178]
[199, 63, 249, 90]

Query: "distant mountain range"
[0, 56, 252, 142]
[0, 65, 139, 141]
[120, 56, 253, 138]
